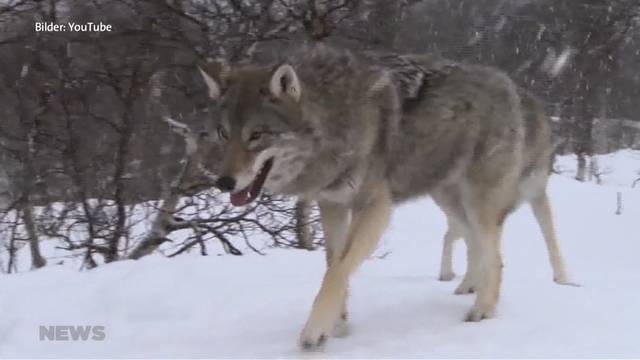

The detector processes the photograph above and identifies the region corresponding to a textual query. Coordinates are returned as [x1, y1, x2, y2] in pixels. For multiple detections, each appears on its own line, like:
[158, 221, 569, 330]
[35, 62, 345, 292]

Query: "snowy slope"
[1, 174, 639, 357]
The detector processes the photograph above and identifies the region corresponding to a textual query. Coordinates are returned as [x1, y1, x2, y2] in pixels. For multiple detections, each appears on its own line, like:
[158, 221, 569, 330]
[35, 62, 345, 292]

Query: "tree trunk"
[22, 206, 46, 269]
[576, 153, 587, 182]
[7, 218, 18, 274]
[589, 156, 600, 184]
[295, 200, 314, 250]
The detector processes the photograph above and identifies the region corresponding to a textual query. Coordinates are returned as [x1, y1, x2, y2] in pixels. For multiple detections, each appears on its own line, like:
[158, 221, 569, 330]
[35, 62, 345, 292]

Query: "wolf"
[435, 86, 573, 289]
[371, 52, 574, 291]
[197, 44, 571, 350]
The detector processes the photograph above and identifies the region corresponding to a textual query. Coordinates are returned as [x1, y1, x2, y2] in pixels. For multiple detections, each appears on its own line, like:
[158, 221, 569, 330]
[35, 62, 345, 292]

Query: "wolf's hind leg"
[300, 186, 392, 350]
[460, 185, 509, 321]
[433, 192, 471, 286]
[464, 219, 503, 321]
[439, 215, 462, 281]
[529, 192, 574, 285]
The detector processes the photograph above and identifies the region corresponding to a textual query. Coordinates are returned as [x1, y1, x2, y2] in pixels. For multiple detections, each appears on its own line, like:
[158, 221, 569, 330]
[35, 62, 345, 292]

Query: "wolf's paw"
[299, 323, 331, 351]
[332, 320, 350, 338]
[454, 281, 475, 295]
[299, 333, 327, 351]
[332, 313, 350, 338]
[554, 276, 581, 287]
[465, 304, 495, 322]
[439, 271, 455, 282]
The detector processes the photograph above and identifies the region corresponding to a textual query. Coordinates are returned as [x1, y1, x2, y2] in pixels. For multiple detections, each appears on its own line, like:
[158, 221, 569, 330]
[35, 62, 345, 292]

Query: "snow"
[549, 47, 575, 77]
[1, 155, 640, 357]
[556, 149, 640, 188]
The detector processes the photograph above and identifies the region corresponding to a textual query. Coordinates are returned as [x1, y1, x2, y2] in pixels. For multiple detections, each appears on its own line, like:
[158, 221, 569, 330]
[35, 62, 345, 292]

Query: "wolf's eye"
[217, 125, 228, 140]
[248, 131, 263, 142]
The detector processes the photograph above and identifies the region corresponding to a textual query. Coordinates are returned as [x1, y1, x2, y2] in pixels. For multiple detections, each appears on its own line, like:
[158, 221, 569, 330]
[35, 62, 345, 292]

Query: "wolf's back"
[374, 53, 525, 203]
[378, 52, 553, 175]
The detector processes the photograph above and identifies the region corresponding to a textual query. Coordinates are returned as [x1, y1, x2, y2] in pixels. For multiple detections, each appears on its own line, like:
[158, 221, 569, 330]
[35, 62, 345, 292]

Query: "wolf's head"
[198, 60, 314, 206]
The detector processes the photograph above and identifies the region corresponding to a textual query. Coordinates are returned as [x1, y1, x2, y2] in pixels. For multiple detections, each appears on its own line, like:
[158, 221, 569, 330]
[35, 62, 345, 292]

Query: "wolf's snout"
[216, 176, 236, 192]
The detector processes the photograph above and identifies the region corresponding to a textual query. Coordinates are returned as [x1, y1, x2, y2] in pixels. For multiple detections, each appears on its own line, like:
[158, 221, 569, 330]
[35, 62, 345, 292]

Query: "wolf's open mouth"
[229, 158, 274, 206]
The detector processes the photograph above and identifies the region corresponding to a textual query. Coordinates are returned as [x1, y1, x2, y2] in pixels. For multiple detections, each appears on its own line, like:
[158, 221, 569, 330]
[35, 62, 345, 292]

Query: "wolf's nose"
[216, 176, 236, 192]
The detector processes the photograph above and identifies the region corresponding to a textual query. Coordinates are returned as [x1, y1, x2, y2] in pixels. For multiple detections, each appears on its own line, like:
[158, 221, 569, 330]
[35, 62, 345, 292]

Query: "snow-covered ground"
[555, 149, 640, 187]
[1, 153, 640, 358]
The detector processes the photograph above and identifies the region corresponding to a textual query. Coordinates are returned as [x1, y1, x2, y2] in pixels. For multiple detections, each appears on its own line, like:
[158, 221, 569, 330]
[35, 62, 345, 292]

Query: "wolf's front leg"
[319, 202, 352, 337]
[299, 187, 391, 350]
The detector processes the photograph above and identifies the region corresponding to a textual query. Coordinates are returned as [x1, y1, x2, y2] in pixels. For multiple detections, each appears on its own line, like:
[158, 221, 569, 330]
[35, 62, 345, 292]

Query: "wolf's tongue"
[230, 189, 251, 207]
[228, 158, 274, 207]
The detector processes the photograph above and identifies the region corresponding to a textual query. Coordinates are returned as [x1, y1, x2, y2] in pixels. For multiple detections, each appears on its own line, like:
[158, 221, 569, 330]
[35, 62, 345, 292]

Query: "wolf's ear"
[269, 64, 301, 102]
[198, 60, 230, 100]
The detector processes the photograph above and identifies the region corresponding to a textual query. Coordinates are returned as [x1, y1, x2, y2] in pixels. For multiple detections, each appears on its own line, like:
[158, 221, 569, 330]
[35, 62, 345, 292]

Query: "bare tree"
[1, 0, 639, 272]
